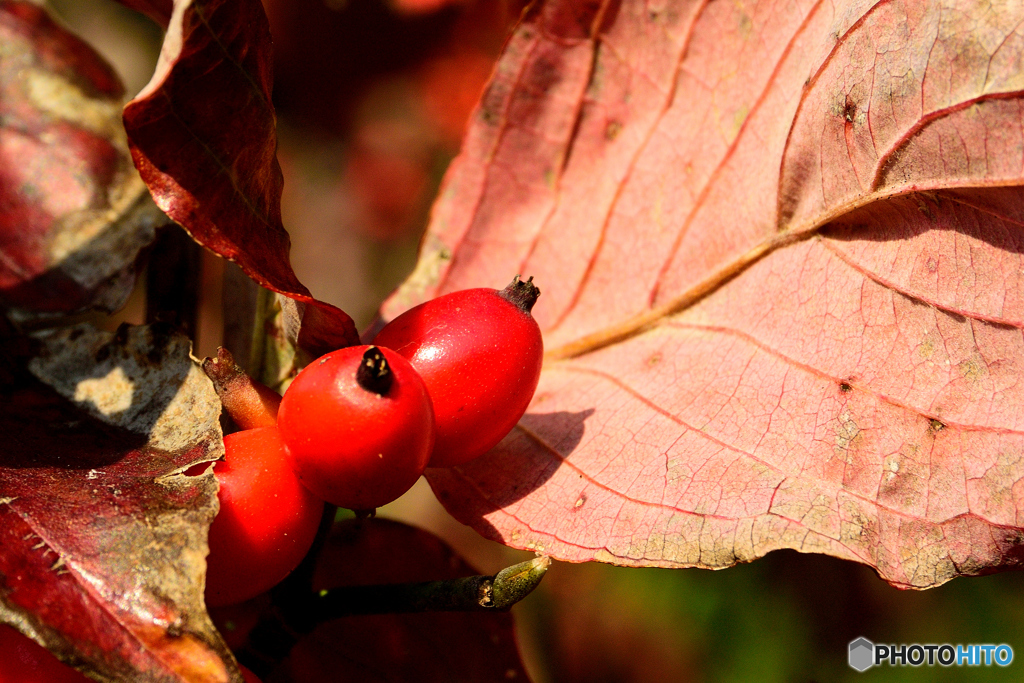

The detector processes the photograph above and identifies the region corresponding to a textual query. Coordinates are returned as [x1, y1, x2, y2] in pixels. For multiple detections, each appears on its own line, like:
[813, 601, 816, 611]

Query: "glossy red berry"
[278, 346, 435, 510]
[372, 276, 543, 467]
[0, 624, 92, 683]
[205, 426, 324, 607]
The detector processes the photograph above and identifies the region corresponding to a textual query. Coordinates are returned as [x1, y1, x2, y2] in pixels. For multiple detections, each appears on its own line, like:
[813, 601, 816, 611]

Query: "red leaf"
[0, 624, 92, 682]
[389, 0, 1024, 588]
[122, 0, 358, 357]
[0, 1, 158, 318]
[0, 324, 242, 682]
[277, 518, 531, 683]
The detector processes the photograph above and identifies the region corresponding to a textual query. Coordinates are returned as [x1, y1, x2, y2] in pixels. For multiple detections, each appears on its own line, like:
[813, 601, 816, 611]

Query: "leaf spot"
[957, 355, 987, 384]
[842, 96, 857, 123]
[914, 195, 936, 222]
[839, 381, 852, 393]
[574, 494, 586, 509]
[833, 410, 861, 461]
[166, 620, 184, 638]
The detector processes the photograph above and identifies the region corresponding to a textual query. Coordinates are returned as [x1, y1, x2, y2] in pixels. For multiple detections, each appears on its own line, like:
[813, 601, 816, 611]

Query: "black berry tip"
[499, 275, 541, 314]
[356, 346, 393, 395]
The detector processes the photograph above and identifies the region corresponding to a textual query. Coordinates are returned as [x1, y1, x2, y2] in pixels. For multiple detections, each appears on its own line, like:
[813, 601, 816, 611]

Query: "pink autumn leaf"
[121, 0, 359, 357]
[385, 0, 1024, 588]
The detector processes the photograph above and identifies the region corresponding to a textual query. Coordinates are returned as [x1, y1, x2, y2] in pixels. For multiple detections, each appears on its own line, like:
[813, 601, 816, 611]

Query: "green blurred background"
[48, 0, 1024, 680]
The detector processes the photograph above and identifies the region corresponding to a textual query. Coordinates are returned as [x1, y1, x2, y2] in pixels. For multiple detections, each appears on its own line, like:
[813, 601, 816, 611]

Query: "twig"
[235, 555, 551, 677]
[315, 555, 551, 617]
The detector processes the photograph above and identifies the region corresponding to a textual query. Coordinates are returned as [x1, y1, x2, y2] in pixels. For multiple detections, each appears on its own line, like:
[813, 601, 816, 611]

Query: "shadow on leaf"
[427, 408, 595, 541]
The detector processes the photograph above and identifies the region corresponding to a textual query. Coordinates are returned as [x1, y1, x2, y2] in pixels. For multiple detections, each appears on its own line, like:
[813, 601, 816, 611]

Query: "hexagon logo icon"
[849, 637, 875, 672]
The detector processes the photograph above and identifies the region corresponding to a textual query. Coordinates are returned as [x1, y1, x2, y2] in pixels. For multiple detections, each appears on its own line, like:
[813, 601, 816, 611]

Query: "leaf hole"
[183, 461, 212, 477]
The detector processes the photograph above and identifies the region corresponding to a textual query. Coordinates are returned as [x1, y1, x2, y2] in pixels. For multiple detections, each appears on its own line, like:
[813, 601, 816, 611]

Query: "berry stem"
[498, 275, 541, 313]
[202, 347, 281, 429]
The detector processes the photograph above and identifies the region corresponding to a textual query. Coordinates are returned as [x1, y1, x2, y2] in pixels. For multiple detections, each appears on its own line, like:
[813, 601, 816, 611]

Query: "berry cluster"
[204, 277, 543, 607]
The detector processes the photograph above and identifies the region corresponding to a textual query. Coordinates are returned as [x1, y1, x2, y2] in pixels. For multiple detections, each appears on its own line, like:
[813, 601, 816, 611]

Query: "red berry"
[205, 426, 323, 607]
[278, 346, 435, 510]
[0, 624, 91, 683]
[372, 276, 543, 467]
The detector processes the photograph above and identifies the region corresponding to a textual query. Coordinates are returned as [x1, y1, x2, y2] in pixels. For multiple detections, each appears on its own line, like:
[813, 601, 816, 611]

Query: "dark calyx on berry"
[356, 346, 393, 395]
[498, 275, 541, 313]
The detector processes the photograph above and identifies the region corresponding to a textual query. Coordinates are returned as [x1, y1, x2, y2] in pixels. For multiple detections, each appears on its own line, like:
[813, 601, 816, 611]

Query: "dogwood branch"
[314, 555, 551, 617]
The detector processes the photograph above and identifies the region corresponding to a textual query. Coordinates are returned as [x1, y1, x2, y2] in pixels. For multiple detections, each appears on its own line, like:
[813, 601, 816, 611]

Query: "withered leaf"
[122, 0, 359, 358]
[0, 1, 160, 320]
[0, 324, 242, 682]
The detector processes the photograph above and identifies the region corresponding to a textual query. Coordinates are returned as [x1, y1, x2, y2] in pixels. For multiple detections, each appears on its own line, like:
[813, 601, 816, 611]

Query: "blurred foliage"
[515, 549, 1024, 682]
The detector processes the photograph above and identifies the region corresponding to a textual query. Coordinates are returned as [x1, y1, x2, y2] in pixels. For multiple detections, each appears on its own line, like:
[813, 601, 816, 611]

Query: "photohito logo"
[849, 638, 1013, 671]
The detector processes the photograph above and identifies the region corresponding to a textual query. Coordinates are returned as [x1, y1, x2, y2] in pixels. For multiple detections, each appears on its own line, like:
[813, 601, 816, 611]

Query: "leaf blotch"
[957, 355, 987, 384]
[526, 56, 560, 98]
[842, 97, 857, 123]
[832, 410, 862, 461]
